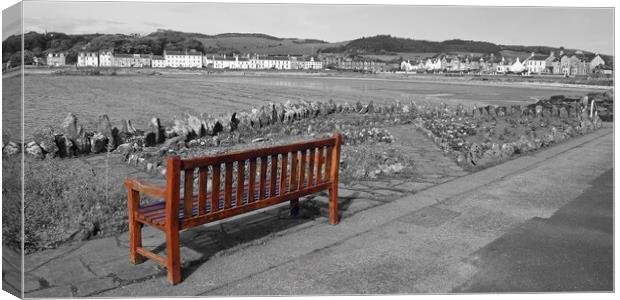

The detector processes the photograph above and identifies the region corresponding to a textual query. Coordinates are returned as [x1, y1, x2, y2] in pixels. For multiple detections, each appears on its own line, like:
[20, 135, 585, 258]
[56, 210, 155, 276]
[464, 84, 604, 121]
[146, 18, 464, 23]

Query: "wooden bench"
[124, 132, 342, 284]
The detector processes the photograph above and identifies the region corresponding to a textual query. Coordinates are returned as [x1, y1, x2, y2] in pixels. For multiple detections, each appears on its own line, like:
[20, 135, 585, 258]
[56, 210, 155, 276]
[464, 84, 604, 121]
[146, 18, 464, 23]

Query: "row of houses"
[400, 51, 611, 76]
[322, 56, 388, 72]
[68, 49, 324, 70]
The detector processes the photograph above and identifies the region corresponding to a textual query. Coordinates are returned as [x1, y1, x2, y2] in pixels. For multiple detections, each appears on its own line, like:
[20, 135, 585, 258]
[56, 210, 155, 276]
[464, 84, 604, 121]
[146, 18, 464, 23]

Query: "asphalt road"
[454, 168, 613, 292]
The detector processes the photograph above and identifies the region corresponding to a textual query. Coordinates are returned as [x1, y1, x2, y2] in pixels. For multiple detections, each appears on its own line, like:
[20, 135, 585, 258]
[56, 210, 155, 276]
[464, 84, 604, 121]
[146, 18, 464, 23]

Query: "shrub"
[22, 156, 126, 253]
[2, 156, 22, 251]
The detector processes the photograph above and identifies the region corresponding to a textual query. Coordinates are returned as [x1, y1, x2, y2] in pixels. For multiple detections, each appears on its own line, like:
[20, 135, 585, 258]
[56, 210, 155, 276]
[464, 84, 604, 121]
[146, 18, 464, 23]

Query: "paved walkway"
[22, 126, 613, 297]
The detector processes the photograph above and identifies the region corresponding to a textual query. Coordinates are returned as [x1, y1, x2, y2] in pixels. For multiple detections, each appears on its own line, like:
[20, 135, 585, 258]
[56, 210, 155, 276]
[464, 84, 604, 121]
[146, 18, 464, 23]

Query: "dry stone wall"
[3, 91, 612, 175]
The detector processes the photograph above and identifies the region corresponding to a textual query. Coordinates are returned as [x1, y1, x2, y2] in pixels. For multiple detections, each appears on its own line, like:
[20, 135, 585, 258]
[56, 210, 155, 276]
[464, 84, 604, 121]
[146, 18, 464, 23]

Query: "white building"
[77, 52, 99, 67]
[424, 58, 442, 71]
[524, 53, 548, 74]
[164, 49, 203, 68]
[151, 55, 166, 68]
[98, 50, 113, 67]
[509, 57, 526, 73]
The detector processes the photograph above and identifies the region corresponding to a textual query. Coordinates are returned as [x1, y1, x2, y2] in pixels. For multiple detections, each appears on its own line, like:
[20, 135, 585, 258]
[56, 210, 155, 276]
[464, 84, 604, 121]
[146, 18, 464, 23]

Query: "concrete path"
[23, 125, 613, 297]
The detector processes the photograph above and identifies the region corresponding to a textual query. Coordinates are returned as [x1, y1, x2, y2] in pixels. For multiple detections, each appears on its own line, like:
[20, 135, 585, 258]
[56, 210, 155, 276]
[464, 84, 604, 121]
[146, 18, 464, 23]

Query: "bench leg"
[165, 228, 182, 285]
[128, 189, 145, 265]
[290, 198, 300, 216]
[129, 221, 144, 265]
[329, 185, 339, 225]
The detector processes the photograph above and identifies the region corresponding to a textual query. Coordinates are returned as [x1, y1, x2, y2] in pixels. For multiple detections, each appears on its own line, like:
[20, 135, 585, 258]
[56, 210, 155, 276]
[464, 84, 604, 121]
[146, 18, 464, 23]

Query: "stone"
[172, 119, 190, 138]
[187, 114, 204, 137]
[535, 105, 543, 117]
[32, 125, 59, 156]
[162, 135, 185, 150]
[55, 135, 74, 157]
[559, 107, 569, 119]
[230, 112, 240, 132]
[113, 143, 132, 155]
[25, 141, 44, 158]
[551, 105, 559, 117]
[500, 143, 515, 158]
[488, 106, 497, 118]
[472, 106, 481, 119]
[149, 117, 165, 144]
[121, 119, 137, 134]
[144, 132, 157, 147]
[90, 132, 108, 154]
[2, 141, 19, 156]
[74, 130, 92, 154]
[581, 95, 589, 107]
[61, 113, 81, 141]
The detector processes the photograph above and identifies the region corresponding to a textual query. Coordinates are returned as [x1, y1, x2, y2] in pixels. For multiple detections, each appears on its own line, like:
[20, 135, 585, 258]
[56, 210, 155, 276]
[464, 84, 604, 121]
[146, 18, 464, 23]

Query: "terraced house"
[77, 51, 99, 67]
[46, 52, 65, 66]
[164, 49, 203, 68]
[111, 54, 152, 68]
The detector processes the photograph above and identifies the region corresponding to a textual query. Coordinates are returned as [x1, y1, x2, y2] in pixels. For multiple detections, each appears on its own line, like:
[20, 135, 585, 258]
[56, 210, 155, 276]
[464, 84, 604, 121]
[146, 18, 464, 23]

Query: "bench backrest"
[165, 132, 342, 229]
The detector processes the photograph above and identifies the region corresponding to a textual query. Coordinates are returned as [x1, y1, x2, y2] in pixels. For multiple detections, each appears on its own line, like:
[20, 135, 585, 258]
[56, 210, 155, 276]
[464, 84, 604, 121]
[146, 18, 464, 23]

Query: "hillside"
[2, 30, 612, 66]
[319, 35, 613, 65]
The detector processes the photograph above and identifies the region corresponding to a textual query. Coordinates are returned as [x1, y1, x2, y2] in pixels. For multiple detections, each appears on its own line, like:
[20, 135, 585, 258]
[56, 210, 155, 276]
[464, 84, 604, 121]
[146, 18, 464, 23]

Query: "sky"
[11, 1, 615, 54]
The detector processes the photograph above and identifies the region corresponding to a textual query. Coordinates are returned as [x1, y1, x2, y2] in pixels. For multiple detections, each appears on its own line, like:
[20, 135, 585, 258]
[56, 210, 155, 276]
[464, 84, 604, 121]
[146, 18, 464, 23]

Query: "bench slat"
[184, 170, 194, 219]
[316, 148, 323, 181]
[198, 167, 208, 216]
[280, 153, 288, 196]
[224, 162, 233, 209]
[236, 160, 245, 207]
[248, 159, 256, 203]
[290, 151, 298, 192]
[270, 154, 278, 197]
[307, 147, 315, 188]
[211, 164, 221, 213]
[298, 149, 307, 190]
[259, 156, 268, 200]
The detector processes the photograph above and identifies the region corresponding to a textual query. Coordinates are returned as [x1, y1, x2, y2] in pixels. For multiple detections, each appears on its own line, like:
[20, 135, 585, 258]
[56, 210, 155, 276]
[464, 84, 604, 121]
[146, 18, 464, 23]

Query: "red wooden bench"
[124, 132, 342, 284]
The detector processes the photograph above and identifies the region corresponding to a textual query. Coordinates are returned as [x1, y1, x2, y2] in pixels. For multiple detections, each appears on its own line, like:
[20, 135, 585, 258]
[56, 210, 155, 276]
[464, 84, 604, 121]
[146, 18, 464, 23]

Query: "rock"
[187, 114, 204, 137]
[149, 117, 165, 144]
[74, 130, 92, 154]
[61, 113, 81, 141]
[25, 141, 44, 158]
[559, 107, 569, 119]
[113, 143, 132, 155]
[144, 132, 157, 147]
[488, 106, 497, 118]
[535, 105, 543, 118]
[2, 141, 19, 156]
[497, 106, 506, 117]
[162, 135, 185, 150]
[121, 119, 137, 134]
[472, 106, 481, 119]
[172, 119, 190, 138]
[251, 137, 267, 143]
[500, 143, 515, 158]
[55, 135, 75, 157]
[402, 104, 410, 113]
[581, 95, 589, 107]
[551, 105, 559, 117]
[230, 112, 240, 132]
[90, 132, 108, 154]
[32, 126, 59, 156]
[97, 115, 120, 149]
[258, 107, 271, 127]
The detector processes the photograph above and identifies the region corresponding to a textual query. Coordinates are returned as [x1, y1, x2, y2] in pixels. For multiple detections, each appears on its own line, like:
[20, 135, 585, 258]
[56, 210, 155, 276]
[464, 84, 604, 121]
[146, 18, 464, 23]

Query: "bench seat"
[136, 175, 329, 229]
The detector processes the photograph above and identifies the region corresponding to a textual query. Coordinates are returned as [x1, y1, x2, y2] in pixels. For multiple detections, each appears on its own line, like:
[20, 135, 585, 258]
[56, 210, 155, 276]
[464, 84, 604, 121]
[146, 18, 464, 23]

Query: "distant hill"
[318, 34, 612, 65]
[2, 30, 612, 67]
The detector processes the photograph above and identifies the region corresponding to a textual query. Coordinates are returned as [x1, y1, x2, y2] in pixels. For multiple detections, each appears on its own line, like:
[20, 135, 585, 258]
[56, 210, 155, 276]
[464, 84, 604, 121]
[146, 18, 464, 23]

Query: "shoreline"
[7, 66, 613, 91]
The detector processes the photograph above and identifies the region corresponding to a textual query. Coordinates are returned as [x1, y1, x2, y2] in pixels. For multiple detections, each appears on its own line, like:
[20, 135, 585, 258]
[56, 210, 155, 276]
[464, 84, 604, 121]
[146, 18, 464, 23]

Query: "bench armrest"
[124, 179, 167, 199]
